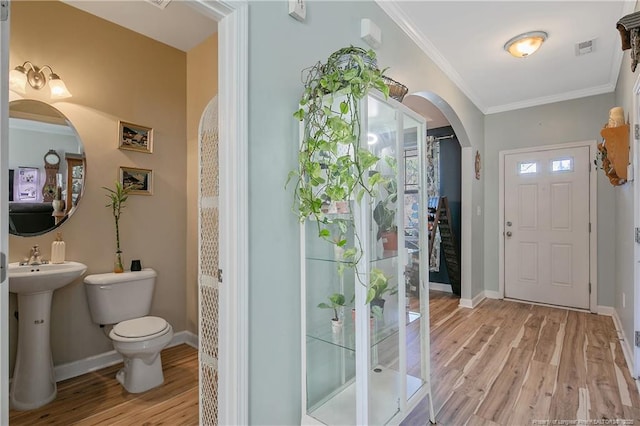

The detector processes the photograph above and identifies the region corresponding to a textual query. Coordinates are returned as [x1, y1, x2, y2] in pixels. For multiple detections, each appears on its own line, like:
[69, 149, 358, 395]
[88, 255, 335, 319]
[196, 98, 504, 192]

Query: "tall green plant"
[103, 182, 132, 272]
[287, 46, 389, 272]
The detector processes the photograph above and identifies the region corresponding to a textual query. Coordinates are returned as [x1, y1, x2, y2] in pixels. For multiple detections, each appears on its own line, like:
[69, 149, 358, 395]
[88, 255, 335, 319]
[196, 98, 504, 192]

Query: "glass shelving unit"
[301, 90, 434, 425]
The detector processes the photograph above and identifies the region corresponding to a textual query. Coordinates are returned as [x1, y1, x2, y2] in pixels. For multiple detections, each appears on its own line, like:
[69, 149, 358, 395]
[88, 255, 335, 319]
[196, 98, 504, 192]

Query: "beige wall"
[8, 1, 187, 371]
[186, 34, 218, 333]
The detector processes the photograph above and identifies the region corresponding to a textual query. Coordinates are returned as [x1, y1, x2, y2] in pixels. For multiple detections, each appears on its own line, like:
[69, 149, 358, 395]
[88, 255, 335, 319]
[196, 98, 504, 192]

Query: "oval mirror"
[8, 99, 85, 237]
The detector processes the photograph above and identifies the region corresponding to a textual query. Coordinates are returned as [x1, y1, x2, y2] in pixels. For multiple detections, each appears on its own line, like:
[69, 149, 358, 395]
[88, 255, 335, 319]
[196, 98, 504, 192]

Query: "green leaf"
[319, 229, 330, 238]
[340, 101, 349, 115]
[366, 287, 376, 304]
[293, 108, 305, 121]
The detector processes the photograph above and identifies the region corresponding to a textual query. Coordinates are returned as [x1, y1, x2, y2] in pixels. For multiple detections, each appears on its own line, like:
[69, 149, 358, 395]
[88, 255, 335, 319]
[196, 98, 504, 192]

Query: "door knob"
[506, 231, 513, 237]
[506, 221, 512, 227]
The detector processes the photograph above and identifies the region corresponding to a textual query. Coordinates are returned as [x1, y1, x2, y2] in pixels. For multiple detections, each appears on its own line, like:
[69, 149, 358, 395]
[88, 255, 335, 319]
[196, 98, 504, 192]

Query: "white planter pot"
[331, 319, 343, 333]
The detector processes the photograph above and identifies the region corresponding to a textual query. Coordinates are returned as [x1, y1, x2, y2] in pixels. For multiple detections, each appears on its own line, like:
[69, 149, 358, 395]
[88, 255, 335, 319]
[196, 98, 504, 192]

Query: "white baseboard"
[484, 290, 501, 299]
[54, 330, 199, 382]
[596, 305, 616, 316]
[171, 330, 199, 349]
[459, 291, 486, 309]
[429, 282, 452, 293]
[602, 307, 635, 378]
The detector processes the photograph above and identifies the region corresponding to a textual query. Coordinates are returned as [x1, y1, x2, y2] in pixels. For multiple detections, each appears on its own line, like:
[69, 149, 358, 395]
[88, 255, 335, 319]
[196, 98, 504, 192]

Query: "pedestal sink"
[8, 261, 87, 410]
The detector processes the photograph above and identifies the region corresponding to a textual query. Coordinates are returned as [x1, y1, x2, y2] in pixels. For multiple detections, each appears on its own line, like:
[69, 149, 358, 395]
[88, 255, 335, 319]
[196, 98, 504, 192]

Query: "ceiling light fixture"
[9, 61, 72, 99]
[504, 31, 548, 58]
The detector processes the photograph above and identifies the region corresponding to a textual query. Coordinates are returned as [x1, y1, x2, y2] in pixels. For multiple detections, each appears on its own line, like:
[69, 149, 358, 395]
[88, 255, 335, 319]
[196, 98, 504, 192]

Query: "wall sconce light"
[504, 31, 548, 58]
[9, 61, 72, 99]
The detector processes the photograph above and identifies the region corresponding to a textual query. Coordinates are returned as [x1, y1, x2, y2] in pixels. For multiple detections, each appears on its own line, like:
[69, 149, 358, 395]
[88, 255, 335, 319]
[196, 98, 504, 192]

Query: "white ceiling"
[62, 0, 217, 52]
[379, 0, 637, 114]
[62, 0, 637, 122]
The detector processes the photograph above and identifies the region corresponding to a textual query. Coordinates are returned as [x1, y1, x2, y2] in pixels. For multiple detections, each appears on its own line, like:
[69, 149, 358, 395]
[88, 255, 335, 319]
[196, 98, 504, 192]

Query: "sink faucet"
[28, 245, 42, 265]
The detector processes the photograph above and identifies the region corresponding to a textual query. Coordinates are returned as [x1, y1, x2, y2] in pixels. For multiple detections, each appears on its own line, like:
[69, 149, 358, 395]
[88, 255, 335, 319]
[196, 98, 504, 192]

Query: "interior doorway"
[402, 93, 469, 303]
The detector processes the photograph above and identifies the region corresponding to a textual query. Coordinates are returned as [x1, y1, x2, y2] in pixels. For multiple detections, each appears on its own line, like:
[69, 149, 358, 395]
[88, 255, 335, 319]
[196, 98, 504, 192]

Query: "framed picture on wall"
[119, 166, 153, 195]
[118, 121, 153, 153]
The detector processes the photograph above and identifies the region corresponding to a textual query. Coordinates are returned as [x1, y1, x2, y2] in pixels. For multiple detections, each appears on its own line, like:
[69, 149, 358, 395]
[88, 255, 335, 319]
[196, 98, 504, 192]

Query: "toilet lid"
[113, 316, 168, 338]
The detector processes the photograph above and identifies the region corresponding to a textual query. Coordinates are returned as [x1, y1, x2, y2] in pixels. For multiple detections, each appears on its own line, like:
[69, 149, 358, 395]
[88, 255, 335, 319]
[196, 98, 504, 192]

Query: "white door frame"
[0, 1, 249, 422]
[0, 1, 10, 423]
[498, 141, 598, 313]
[193, 1, 248, 424]
[633, 73, 640, 378]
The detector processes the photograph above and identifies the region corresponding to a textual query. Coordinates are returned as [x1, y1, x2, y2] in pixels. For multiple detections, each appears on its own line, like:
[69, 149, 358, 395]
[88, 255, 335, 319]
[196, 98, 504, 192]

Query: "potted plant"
[103, 182, 132, 273]
[287, 46, 390, 273]
[318, 293, 347, 333]
[373, 169, 398, 251]
[368, 268, 397, 316]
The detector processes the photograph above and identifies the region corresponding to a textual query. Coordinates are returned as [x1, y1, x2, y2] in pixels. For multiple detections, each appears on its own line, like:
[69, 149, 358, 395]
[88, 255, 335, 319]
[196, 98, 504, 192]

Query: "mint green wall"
[484, 93, 617, 307]
[247, 1, 484, 423]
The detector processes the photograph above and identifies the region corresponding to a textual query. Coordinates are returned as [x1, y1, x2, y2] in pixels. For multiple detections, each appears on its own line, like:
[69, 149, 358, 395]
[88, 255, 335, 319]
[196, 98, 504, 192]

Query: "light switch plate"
[288, 0, 306, 22]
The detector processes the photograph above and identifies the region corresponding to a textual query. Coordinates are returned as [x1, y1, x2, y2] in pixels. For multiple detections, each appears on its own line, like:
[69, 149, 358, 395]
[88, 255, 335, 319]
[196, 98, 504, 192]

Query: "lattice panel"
[200, 97, 219, 199]
[200, 208, 219, 279]
[200, 363, 219, 426]
[200, 285, 219, 360]
[199, 96, 219, 425]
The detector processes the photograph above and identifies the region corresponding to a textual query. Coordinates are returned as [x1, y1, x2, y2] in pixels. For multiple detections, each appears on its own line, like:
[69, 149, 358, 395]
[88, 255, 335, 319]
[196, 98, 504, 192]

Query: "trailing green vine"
[287, 46, 390, 289]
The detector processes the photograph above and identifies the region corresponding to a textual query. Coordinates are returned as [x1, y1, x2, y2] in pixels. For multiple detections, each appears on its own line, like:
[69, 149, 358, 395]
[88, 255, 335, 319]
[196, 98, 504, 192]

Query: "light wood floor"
[9, 344, 198, 425]
[403, 291, 640, 426]
[9, 293, 640, 425]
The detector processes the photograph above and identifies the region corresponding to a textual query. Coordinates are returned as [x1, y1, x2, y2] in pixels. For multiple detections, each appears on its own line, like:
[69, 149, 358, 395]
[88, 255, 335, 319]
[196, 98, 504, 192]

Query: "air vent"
[145, 0, 171, 9]
[575, 39, 595, 56]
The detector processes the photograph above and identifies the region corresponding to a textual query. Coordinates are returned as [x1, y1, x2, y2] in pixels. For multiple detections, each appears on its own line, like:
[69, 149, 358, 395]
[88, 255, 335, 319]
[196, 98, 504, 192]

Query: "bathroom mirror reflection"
[9, 99, 86, 237]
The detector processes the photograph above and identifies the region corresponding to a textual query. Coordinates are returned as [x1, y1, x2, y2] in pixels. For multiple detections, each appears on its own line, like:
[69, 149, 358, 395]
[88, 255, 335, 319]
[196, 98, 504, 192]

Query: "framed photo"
[119, 167, 153, 195]
[118, 121, 153, 153]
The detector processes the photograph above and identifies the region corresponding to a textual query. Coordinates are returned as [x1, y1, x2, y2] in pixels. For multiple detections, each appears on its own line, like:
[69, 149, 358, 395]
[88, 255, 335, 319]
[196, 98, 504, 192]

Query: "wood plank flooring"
[403, 291, 640, 426]
[8, 293, 640, 425]
[9, 344, 198, 426]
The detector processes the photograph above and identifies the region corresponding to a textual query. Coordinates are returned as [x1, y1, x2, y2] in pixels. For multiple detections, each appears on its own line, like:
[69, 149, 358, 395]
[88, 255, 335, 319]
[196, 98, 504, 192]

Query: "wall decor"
[119, 166, 153, 195]
[118, 121, 153, 153]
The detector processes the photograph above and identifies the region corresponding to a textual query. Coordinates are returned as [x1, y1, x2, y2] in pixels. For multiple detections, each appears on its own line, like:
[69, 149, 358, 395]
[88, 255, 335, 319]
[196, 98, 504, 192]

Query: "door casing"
[498, 141, 598, 312]
[0, 0, 9, 422]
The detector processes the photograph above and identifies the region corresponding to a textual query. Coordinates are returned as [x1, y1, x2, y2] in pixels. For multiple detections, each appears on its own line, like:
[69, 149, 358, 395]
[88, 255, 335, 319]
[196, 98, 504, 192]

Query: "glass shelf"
[307, 310, 400, 352]
[306, 250, 399, 264]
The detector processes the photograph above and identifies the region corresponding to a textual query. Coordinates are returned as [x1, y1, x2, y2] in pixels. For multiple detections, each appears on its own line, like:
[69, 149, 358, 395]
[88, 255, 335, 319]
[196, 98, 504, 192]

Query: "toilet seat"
[110, 316, 170, 342]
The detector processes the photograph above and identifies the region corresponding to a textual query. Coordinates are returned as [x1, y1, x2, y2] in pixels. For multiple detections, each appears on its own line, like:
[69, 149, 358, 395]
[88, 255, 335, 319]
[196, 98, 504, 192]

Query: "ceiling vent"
[145, 0, 172, 9]
[575, 39, 595, 56]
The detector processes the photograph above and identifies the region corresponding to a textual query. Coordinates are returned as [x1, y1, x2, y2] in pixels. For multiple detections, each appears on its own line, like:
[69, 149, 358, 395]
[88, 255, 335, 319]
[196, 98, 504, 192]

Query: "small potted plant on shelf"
[318, 293, 346, 333]
[368, 268, 397, 317]
[373, 163, 398, 251]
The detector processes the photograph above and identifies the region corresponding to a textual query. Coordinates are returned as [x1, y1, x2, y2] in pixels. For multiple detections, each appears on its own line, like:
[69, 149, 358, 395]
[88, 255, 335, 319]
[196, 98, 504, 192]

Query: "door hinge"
[218, 268, 223, 283]
[589, 223, 591, 233]
[635, 124, 640, 140]
[589, 282, 591, 294]
[0, 252, 5, 282]
[635, 331, 640, 347]
[636, 227, 640, 244]
[0, 0, 7, 22]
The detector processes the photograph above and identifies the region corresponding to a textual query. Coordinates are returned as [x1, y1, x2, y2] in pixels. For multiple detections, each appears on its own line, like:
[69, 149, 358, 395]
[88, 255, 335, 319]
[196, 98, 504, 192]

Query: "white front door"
[504, 146, 590, 309]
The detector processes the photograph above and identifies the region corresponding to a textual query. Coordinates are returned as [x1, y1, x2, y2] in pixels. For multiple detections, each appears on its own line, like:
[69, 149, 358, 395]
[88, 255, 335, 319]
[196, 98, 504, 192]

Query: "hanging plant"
[287, 46, 390, 296]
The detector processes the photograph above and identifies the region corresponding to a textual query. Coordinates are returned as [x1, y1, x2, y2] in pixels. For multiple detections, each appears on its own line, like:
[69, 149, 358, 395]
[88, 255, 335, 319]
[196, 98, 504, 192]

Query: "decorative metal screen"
[199, 96, 219, 425]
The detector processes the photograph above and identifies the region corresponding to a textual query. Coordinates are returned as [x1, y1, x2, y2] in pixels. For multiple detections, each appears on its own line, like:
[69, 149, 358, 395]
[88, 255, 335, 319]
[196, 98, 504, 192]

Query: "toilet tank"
[84, 269, 157, 325]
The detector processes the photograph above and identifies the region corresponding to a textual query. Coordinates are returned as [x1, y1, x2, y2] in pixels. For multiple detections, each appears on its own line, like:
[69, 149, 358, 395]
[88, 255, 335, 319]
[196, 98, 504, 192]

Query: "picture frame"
[118, 121, 153, 153]
[119, 166, 153, 195]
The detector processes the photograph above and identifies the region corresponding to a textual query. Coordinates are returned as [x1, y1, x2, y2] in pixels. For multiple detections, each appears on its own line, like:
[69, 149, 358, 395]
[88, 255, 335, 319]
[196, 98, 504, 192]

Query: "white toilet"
[83, 268, 173, 393]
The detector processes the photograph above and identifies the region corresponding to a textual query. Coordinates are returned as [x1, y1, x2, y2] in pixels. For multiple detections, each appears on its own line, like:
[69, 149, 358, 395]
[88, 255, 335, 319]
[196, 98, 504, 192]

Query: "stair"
[428, 196, 461, 296]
